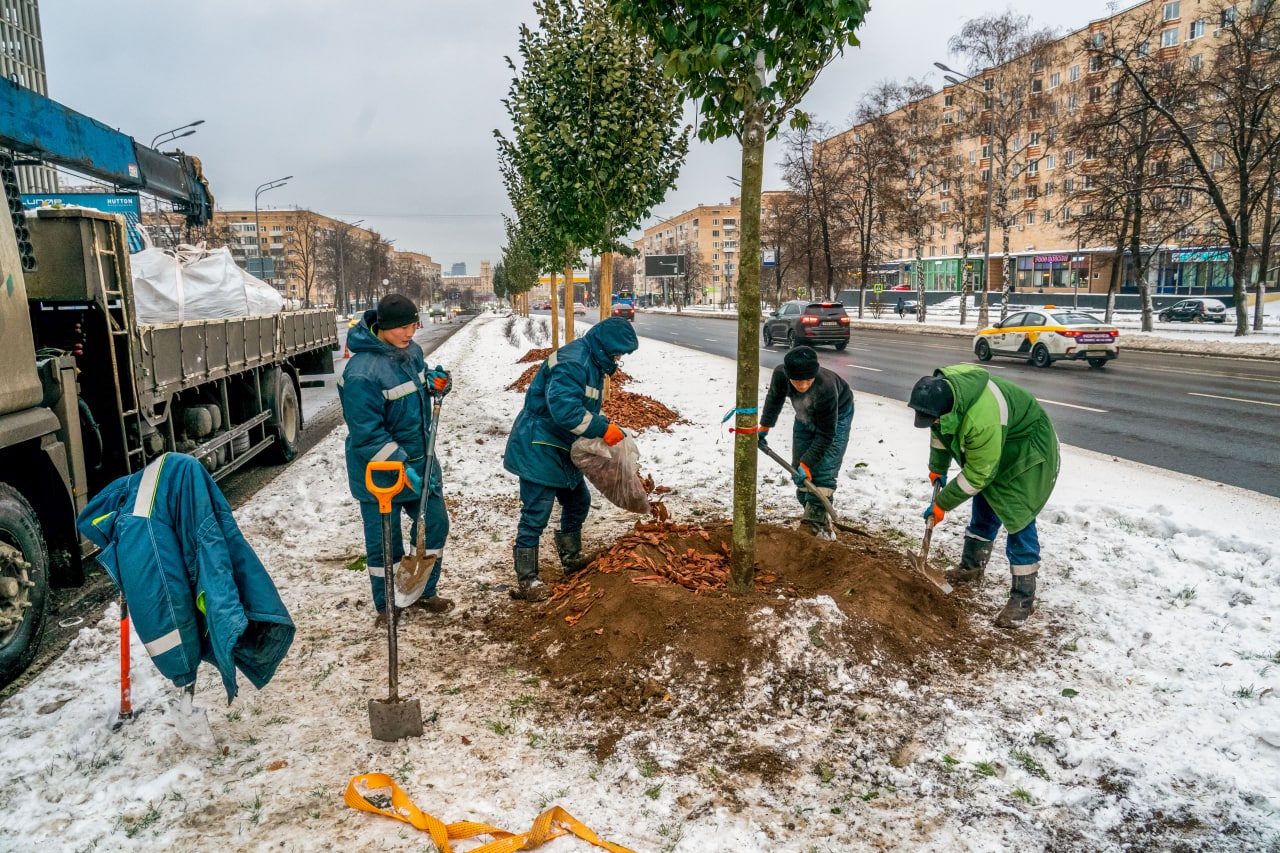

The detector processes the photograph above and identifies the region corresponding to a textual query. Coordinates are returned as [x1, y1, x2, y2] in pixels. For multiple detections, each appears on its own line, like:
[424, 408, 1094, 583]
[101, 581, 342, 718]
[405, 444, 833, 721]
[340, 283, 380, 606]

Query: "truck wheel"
[0, 484, 49, 688]
[266, 372, 300, 463]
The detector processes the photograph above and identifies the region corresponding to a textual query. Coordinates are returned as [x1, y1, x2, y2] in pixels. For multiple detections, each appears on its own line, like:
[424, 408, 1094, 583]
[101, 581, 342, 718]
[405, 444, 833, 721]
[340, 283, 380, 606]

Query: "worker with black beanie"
[758, 346, 855, 537]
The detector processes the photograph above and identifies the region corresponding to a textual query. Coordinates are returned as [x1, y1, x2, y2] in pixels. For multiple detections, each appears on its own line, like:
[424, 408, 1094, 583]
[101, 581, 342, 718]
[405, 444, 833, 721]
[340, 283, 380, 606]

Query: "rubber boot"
[801, 500, 828, 534]
[995, 572, 1037, 629]
[946, 534, 993, 585]
[509, 546, 549, 602]
[554, 531, 594, 576]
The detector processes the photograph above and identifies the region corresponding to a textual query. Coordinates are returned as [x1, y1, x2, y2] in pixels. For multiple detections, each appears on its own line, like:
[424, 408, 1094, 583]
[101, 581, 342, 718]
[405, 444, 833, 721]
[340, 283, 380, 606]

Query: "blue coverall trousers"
[359, 489, 449, 612]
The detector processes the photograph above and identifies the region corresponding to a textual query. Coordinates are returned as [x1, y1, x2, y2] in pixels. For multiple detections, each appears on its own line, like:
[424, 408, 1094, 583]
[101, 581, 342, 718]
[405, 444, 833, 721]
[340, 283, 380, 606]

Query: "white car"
[973, 307, 1119, 369]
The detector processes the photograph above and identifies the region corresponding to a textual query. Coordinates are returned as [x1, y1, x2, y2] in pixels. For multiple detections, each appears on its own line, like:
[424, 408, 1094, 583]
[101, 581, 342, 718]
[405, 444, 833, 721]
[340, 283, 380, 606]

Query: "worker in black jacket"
[758, 346, 855, 536]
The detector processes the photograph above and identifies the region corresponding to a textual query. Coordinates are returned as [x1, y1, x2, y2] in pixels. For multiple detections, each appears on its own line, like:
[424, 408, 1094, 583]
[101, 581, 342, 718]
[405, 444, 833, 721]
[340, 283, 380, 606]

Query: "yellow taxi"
[973, 306, 1119, 369]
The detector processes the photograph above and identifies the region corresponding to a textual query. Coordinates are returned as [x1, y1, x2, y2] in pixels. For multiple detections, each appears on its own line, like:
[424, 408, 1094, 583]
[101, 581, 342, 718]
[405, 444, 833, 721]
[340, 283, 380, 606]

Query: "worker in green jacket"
[907, 365, 1060, 628]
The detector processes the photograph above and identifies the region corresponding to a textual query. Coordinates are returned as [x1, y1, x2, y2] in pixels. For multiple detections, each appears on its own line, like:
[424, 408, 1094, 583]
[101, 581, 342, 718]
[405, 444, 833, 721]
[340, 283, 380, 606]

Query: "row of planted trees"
[494, 0, 871, 591]
[766, 4, 1280, 336]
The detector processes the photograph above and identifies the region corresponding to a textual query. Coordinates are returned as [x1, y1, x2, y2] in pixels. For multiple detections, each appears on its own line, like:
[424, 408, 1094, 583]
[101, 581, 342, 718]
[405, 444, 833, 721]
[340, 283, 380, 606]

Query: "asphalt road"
[626, 311, 1280, 498]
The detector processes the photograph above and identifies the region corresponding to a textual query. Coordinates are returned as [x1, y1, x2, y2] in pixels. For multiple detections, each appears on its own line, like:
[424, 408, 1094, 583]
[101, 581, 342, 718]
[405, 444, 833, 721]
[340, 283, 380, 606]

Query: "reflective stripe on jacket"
[76, 453, 295, 703]
[927, 364, 1060, 534]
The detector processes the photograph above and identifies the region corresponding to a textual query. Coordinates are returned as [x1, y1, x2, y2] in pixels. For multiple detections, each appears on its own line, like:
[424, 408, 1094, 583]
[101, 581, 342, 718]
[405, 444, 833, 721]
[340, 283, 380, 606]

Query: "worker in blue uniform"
[339, 294, 452, 626]
[503, 317, 638, 601]
[77, 452, 294, 704]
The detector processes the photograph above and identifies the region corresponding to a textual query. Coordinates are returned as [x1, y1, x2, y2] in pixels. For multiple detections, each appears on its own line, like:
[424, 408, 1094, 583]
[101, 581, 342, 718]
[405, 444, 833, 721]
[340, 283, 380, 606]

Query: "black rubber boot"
[801, 500, 828, 532]
[947, 534, 994, 585]
[509, 546, 550, 601]
[995, 572, 1037, 629]
[554, 531, 594, 576]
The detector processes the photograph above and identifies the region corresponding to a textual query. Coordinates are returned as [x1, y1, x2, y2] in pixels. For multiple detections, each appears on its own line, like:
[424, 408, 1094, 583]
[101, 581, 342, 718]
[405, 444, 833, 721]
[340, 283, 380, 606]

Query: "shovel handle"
[365, 461, 407, 513]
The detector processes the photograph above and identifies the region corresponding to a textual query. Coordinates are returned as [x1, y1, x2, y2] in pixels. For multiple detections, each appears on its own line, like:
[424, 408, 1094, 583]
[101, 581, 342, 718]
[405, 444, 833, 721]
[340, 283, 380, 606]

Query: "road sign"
[762, 248, 777, 267]
[797, 286, 807, 298]
[874, 283, 883, 293]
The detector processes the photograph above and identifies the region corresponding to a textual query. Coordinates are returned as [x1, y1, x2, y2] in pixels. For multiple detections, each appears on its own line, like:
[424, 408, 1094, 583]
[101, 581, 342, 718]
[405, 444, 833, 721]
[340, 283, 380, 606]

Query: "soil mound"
[506, 351, 679, 432]
[492, 522, 1008, 731]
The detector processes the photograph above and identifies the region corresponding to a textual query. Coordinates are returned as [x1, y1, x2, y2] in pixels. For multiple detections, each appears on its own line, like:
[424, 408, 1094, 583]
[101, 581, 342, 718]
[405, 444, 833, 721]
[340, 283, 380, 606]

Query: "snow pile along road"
[0, 313, 1277, 852]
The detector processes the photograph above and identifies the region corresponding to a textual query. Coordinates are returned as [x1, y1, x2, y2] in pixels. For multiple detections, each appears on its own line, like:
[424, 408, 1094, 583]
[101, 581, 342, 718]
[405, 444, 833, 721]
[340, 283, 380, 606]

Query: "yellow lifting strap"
[344, 773, 636, 853]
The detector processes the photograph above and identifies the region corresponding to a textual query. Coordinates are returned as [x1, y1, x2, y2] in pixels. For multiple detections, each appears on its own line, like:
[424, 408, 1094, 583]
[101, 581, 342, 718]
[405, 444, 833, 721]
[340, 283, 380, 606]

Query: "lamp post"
[936, 62, 996, 328]
[254, 175, 293, 286]
[150, 120, 204, 150]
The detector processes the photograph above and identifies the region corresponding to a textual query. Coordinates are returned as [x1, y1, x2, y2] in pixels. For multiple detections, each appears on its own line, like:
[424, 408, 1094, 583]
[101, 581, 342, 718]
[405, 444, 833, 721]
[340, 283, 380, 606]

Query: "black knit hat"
[783, 346, 820, 380]
[908, 376, 954, 428]
[376, 294, 418, 330]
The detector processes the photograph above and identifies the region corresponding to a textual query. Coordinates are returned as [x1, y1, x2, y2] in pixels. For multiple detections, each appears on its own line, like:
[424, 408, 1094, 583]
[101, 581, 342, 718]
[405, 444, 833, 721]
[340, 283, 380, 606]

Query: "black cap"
[908, 376, 954, 428]
[783, 346, 820, 380]
[376, 294, 418, 330]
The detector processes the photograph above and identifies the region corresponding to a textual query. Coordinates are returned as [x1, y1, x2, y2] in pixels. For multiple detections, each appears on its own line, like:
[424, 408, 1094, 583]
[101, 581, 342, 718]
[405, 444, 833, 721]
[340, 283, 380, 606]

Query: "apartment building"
[1, 0, 58, 192]
[830, 0, 1269, 297]
[634, 199, 742, 303]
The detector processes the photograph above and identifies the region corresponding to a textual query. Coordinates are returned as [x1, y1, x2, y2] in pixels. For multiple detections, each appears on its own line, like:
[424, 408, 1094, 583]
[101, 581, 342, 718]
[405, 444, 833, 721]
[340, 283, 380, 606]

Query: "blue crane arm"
[0, 78, 214, 225]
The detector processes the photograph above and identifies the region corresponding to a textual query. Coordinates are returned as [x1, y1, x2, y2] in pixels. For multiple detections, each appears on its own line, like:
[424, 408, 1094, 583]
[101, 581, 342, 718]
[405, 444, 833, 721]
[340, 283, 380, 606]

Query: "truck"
[0, 81, 338, 687]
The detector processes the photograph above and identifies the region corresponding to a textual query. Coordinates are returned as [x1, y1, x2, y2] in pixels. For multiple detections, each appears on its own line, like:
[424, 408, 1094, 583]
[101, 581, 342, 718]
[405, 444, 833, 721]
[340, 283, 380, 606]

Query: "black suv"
[763, 301, 850, 350]
[1158, 298, 1227, 323]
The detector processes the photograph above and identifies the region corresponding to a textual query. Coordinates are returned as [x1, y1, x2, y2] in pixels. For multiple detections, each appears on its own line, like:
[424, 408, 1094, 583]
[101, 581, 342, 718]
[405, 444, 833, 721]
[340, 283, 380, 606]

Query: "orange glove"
[922, 503, 945, 525]
[603, 423, 625, 446]
[791, 462, 812, 487]
[929, 472, 948, 487]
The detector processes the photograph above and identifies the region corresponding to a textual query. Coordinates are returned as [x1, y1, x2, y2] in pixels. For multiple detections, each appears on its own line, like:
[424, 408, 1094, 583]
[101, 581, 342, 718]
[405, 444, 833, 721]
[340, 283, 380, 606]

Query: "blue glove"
[923, 503, 945, 525]
[426, 365, 452, 397]
[757, 427, 770, 449]
[791, 462, 812, 487]
[405, 468, 423, 494]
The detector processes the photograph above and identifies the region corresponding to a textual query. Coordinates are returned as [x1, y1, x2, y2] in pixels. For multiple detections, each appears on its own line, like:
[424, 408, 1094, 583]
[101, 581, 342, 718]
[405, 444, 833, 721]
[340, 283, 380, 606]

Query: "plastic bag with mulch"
[570, 430, 650, 513]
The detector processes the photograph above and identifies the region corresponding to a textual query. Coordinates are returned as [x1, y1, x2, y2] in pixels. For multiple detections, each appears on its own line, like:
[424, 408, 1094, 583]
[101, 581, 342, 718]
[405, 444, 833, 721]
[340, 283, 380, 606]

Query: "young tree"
[612, 0, 870, 592]
[497, 0, 688, 340]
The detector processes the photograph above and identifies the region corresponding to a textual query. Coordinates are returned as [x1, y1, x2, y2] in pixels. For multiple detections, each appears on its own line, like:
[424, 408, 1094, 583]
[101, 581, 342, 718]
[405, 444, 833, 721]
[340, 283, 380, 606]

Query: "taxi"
[973, 306, 1119, 369]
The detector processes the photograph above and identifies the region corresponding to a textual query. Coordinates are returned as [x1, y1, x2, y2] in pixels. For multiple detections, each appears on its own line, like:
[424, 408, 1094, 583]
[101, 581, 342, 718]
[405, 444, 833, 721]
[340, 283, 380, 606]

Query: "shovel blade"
[369, 696, 423, 742]
[909, 555, 954, 595]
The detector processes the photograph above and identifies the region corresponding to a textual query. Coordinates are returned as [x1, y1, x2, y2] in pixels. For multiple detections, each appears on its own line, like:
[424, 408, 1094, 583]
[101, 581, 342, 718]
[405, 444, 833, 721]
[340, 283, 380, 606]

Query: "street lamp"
[936, 62, 997, 326]
[150, 120, 204, 150]
[253, 175, 293, 285]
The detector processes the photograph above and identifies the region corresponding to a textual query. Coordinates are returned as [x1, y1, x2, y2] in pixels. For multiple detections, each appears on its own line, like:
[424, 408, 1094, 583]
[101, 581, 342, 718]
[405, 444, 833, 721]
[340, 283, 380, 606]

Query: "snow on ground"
[1, 314, 1278, 851]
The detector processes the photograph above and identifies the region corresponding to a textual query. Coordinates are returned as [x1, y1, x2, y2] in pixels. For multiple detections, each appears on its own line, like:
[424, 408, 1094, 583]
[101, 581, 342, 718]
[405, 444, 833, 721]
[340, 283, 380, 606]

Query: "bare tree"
[947, 9, 1060, 325]
[1104, 0, 1280, 335]
[779, 119, 857, 301]
[280, 210, 322, 307]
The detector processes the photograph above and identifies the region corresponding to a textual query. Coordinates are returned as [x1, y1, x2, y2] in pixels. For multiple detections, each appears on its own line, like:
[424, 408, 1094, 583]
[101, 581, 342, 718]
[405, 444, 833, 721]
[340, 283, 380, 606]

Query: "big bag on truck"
[132, 242, 284, 324]
[570, 430, 650, 514]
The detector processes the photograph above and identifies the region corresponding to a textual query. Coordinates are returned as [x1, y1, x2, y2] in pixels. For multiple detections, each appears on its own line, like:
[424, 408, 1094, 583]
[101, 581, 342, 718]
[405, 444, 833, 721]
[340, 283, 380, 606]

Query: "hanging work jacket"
[339, 312, 441, 504]
[927, 364, 1060, 534]
[77, 452, 295, 704]
[503, 318, 638, 489]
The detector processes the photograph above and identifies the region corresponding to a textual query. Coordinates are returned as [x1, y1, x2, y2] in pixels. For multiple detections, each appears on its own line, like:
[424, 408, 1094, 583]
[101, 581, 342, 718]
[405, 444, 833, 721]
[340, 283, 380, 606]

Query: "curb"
[647, 309, 1279, 361]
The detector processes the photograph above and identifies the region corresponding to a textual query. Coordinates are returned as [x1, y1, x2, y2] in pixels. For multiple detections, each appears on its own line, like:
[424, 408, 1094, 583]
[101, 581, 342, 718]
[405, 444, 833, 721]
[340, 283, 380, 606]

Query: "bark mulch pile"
[506, 350, 682, 433]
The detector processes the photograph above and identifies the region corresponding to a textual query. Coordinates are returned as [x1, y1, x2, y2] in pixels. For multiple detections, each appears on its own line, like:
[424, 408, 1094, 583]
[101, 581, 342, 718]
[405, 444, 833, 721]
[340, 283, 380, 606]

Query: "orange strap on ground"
[344, 773, 636, 853]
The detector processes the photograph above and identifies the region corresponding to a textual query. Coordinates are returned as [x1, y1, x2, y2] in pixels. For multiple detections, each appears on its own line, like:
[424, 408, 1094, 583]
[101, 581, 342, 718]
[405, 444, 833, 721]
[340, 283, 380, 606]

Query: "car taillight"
[1060, 329, 1083, 337]
[838, 315, 850, 324]
[800, 316, 819, 325]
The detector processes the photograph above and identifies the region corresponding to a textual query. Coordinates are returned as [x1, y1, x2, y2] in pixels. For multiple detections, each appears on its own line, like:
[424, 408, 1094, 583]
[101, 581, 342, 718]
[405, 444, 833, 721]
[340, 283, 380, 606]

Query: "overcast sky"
[39, 0, 1118, 274]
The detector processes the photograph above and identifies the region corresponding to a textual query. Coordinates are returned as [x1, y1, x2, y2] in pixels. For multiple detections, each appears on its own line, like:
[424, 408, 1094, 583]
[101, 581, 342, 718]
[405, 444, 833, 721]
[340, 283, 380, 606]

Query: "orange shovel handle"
[365, 461, 407, 513]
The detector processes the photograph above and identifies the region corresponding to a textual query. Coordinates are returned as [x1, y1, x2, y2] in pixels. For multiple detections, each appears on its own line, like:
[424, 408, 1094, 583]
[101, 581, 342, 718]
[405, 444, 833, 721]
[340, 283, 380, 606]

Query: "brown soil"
[507, 351, 680, 432]
[488, 521, 1009, 734]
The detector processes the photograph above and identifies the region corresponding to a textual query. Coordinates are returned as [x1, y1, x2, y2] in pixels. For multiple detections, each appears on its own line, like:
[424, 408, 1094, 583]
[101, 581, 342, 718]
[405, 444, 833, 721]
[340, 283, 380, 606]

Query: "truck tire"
[266, 371, 300, 463]
[0, 483, 49, 688]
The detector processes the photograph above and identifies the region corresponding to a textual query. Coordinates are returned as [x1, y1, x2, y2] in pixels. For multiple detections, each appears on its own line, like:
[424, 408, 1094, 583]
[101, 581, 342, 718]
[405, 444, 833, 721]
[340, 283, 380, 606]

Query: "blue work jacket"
[77, 453, 295, 704]
[503, 317, 638, 489]
[339, 312, 442, 504]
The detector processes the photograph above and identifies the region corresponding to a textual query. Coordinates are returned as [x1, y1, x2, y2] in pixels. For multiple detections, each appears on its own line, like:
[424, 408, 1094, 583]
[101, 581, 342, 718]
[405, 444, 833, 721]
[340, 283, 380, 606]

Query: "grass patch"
[240, 793, 263, 826]
[346, 555, 367, 572]
[1011, 749, 1048, 779]
[645, 783, 663, 800]
[972, 761, 997, 778]
[637, 757, 660, 779]
[1012, 787, 1035, 805]
[1235, 684, 1256, 699]
[116, 803, 162, 838]
[813, 763, 836, 784]
[484, 719, 511, 736]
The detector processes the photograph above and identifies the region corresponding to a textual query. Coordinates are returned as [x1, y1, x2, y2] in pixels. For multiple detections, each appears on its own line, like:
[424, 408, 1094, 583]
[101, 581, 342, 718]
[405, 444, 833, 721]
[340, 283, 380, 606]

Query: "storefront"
[1166, 249, 1232, 293]
[1015, 253, 1090, 291]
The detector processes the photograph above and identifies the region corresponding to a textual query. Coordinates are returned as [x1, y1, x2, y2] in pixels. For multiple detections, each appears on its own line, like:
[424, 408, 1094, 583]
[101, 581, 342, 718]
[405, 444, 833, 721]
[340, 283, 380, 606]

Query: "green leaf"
[1061, 688, 1079, 698]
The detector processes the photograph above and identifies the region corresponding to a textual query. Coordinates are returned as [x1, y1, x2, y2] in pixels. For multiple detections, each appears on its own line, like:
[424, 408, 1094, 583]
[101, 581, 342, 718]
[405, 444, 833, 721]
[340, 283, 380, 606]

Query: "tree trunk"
[599, 250, 614, 321]
[999, 227, 1012, 322]
[1255, 181, 1274, 332]
[564, 263, 575, 341]
[729, 95, 766, 595]
[915, 239, 926, 323]
[549, 273, 559, 350]
[1232, 252, 1250, 336]
[959, 250, 970, 327]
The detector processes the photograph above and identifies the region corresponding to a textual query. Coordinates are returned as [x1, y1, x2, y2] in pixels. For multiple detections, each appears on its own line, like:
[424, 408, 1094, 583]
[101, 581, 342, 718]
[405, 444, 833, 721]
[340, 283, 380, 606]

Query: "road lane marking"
[1038, 398, 1108, 413]
[846, 363, 882, 371]
[1188, 391, 1280, 408]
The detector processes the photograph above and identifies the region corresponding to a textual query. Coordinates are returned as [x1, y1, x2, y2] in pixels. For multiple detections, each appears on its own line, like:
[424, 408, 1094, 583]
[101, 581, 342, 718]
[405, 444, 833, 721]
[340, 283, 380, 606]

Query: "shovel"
[364, 461, 424, 742]
[396, 395, 443, 608]
[757, 443, 869, 538]
[908, 480, 954, 594]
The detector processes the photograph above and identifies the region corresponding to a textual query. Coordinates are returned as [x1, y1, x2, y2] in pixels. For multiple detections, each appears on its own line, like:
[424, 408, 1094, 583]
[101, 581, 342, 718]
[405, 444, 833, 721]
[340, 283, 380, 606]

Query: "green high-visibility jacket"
[927, 364, 1060, 534]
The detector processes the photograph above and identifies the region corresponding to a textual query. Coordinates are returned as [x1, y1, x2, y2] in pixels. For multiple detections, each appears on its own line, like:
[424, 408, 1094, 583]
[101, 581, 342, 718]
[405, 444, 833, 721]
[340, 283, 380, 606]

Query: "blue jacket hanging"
[77, 452, 295, 704]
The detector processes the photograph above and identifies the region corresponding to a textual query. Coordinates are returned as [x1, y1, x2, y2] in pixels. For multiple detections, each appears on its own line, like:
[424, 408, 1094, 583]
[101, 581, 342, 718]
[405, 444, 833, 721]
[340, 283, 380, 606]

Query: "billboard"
[22, 193, 144, 253]
[644, 254, 685, 277]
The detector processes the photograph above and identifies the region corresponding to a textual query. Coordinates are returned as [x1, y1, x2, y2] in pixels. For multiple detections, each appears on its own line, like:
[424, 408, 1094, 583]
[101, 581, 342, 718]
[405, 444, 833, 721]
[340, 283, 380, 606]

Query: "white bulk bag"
[132, 243, 284, 324]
